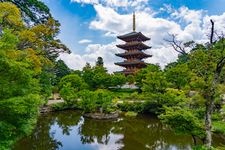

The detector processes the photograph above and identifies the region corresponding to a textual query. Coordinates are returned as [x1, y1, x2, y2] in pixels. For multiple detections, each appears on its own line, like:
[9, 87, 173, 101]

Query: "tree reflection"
[78, 118, 114, 144]
[14, 114, 62, 150]
[55, 111, 81, 136]
[14, 112, 200, 150]
[14, 111, 82, 150]
[112, 114, 192, 150]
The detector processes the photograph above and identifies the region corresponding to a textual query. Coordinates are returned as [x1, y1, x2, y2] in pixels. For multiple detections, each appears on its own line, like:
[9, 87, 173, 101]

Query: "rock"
[83, 111, 119, 120]
[39, 106, 52, 113]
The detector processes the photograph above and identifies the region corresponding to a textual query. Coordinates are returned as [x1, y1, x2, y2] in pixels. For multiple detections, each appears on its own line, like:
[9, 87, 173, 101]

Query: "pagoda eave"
[115, 61, 147, 67]
[115, 53, 152, 59]
[116, 43, 151, 50]
[117, 32, 150, 42]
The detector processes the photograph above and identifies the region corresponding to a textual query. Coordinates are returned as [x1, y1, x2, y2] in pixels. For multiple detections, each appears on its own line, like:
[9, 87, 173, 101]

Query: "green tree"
[160, 106, 205, 145]
[126, 75, 135, 85]
[135, 64, 161, 88]
[0, 2, 23, 30]
[82, 63, 95, 89]
[142, 68, 168, 94]
[79, 89, 115, 113]
[0, 28, 43, 149]
[18, 18, 70, 59]
[165, 63, 192, 89]
[0, 3, 69, 149]
[82, 60, 111, 90]
[53, 59, 71, 86]
[165, 20, 225, 148]
[110, 73, 126, 87]
[188, 38, 225, 147]
[59, 74, 88, 103]
[0, 0, 52, 24]
[96, 56, 104, 66]
[92, 66, 111, 89]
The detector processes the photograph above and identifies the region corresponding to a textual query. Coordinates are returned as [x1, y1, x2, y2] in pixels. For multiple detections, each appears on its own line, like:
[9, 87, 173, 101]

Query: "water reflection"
[14, 111, 224, 150]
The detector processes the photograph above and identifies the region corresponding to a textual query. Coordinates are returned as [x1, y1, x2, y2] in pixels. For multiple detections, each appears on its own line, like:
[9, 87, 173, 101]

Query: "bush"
[0, 94, 42, 149]
[118, 102, 144, 113]
[79, 89, 116, 113]
[51, 102, 72, 111]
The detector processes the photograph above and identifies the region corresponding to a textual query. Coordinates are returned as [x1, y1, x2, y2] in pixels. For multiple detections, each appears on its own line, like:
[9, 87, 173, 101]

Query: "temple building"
[115, 12, 152, 75]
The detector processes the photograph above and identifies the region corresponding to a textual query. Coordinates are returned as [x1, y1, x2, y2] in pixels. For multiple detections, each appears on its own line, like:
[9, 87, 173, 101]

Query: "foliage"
[126, 75, 135, 84]
[0, 0, 52, 24]
[110, 73, 126, 87]
[96, 56, 104, 66]
[135, 64, 161, 88]
[118, 102, 145, 113]
[82, 62, 120, 90]
[79, 89, 116, 113]
[18, 18, 70, 59]
[0, 2, 69, 149]
[165, 63, 192, 89]
[59, 74, 88, 103]
[53, 59, 71, 86]
[125, 111, 137, 117]
[0, 2, 23, 29]
[59, 74, 87, 91]
[109, 88, 137, 100]
[213, 121, 225, 135]
[160, 106, 205, 141]
[142, 67, 169, 94]
[51, 102, 71, 111]
[0, 94, 43, 149]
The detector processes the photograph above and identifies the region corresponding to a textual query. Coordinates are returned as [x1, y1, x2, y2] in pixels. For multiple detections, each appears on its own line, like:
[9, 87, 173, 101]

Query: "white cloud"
[71, 0, 149, 9]
[71, 0, 99, 5]
[78, 39, 92, 44]
[59, 41, 123, 73]
[58, 53, 86, 70]
[60, 4, 225, 73]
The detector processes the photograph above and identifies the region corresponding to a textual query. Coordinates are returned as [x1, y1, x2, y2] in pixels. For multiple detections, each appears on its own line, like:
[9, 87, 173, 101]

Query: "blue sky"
[42, 0, 225, 72]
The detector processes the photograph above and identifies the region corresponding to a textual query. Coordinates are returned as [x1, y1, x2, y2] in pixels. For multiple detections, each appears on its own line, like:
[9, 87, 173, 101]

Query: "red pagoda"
[115, 12, 152, 75]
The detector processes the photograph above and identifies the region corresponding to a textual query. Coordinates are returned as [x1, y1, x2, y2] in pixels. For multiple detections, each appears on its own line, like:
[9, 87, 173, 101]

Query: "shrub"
[79, 89, 116, 113]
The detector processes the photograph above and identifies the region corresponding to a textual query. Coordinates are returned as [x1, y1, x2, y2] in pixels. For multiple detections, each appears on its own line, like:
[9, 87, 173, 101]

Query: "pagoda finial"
[133, 12, 136, 32]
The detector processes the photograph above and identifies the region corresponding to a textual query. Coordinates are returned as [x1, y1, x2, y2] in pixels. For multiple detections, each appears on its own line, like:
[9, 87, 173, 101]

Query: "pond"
[14, 111, 225, 150]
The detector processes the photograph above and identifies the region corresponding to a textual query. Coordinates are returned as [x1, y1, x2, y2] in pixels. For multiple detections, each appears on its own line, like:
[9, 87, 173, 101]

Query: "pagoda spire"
[133, 12, 135, 32]
[115, 12, 151, 75]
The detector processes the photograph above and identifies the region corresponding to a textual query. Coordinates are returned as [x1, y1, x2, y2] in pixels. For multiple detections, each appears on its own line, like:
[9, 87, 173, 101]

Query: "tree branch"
[164, 33, 188, 55]
[210, 19, 214, 45]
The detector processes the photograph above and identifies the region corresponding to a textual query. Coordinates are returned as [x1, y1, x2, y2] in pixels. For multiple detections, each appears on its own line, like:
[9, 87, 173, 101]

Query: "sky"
[41, 0, 225, 73]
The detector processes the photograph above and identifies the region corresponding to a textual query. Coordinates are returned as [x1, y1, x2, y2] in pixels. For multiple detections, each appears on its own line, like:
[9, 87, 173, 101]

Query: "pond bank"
[83, 111, 119, 119]
[13, 110, 225, 150]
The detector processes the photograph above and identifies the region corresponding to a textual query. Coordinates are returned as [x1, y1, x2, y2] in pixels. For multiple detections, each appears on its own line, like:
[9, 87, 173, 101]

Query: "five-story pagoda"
[115, 12, 152, 75]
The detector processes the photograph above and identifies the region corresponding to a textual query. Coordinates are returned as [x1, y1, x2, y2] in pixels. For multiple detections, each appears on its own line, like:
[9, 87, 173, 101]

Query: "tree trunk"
[192, 135, 197, 146]
[204, 97, 213, 148]
[204, 72, 219, 148]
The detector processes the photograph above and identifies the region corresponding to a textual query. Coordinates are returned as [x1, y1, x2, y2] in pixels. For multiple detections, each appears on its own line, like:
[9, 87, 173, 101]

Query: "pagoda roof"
[116, 41, 151, 50]
[115, 60, 147, 67]
[115, 51, 152, 59]
[117, 32, 150, 42]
